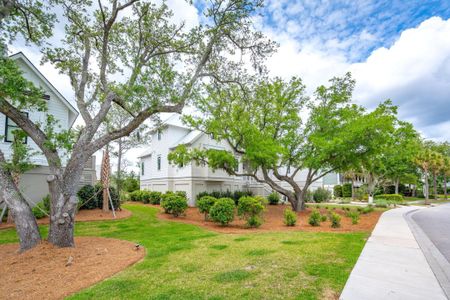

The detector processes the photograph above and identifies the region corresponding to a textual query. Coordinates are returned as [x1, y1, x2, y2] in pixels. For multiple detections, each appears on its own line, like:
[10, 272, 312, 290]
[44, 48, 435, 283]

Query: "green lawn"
[0, 204, 369, 300]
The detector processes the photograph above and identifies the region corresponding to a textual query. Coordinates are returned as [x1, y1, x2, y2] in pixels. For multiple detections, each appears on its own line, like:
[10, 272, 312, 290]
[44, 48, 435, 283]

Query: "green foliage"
[209, 198, 235, 226]
[77, 184, 120, 210]
[342, 183, 352, 198]
[197, 196, 217, 220]
[313, 187, 331, 203]
[362, 206, 374, 214]
[77, 185, 98, 210]
[149, 191, 163, 205]
[283, 208, 297, 226]
[237, 196, 265, 228]
[375, 194, 403, 203]
[196, 190, 253, 205]
[308, 210, 322, 226]
[160, 194, 188, 217]
[347, 211, 360, 225]
[374, 199, 388, 208]
[333, 185, 343, 197]
[320, 214, 327, 222]
[267, 192, 280, 205]
[32, 198, 50, 219]
[330, 213, 341, 228]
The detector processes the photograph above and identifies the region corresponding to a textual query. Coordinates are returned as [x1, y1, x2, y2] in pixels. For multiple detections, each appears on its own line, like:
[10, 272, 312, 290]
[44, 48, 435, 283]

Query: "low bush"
[320, 214, 327, 222]
[32, 196, 50, 219]
[308, 210, 321, 226]
[267, 192, 280, 205]
[342, 183, 352, 198]
[374, 199, 388, 208]
[160, 194, 188, 217]
[347, 211, 360, 225]
[333, 185, 343, 198]
[304, 190, 314, 203]
[313, 187, 331, 203]
[197, 196, 217, 220]
[209, 198, 235, 226]
[362, 206, 374, 214]
[149, 191, 163, 204]
[283, 208, 297, 226]
[330, 213, 341, 228]
[196, 190, 253, 205]
[77, 184, 98, 209]
[375, 194, 403, 203]
[237, 196, 265, 228]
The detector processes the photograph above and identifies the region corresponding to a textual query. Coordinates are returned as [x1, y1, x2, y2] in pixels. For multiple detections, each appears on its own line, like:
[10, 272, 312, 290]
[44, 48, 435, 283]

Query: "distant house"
[0, 52, 96, 205]
[139, 114, 327, 206]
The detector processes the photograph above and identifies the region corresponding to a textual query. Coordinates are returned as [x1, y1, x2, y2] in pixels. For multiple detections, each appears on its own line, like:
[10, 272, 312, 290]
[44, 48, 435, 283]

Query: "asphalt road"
[412, 203, 450, 263]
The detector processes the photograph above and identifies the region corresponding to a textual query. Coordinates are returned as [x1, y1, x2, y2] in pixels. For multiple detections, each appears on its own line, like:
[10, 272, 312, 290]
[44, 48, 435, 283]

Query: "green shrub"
[347, 211, 360, 224]
[149, 191, 163, 204]
[283, 208, 297, 226]
[94, 184, 120, 210]
[175, 191, 187, 199]
[77, 184, 98, 209]
[267, 192, 280, 205]
[375, 194, 403, 203]
[32, 199, 49, 219]
[374, 199, 388, 208]
[313, 187, 331, 203]
[196, 190, 252, 205]
[342, 183, 352, 198]
[308, 210, 322, 226]
[362, 206, 374, 214]
[330, 213, 341, 228]
[160, 194, 188, 217]
[209, 198, 235, 226]
[333, 185, 343, 197]
[247, 215, 263, 227]
[237, 196, 265, 227]
[304, 190, 314, 202]
[197, 196, 217, 220]
[320, 214, 327, 222]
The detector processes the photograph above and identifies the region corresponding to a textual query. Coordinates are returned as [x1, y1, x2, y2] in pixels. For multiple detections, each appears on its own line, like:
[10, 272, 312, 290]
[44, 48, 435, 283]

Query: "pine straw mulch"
[156, 204, 383, 234]
[0, 208, 132, 230]
[0, 237, 145, 300]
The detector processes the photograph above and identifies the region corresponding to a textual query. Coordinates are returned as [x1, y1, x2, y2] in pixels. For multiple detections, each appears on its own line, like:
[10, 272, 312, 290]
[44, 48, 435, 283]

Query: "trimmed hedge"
[333, 185, 343, 197]
[374, 194, 403, 203]
[197, 196, 217, 220]
[342, 183, 352, 198]
[196, 190, 253, 205]
[161, 194, 188, 217]
[77, 184, 120, 210]
[237, 196, 265, 228]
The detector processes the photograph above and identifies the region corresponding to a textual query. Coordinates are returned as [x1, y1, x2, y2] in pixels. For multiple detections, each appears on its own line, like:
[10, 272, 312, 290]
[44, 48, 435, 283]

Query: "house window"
[157, 130, 162, 141]
[141, 162, 145, 176]
[4, 112, 28, 144]
[157, 155, 161, 171]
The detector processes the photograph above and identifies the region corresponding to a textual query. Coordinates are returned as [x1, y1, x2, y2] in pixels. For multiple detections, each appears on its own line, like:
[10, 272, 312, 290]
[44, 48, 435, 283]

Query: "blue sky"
[259, 0, 450, 62]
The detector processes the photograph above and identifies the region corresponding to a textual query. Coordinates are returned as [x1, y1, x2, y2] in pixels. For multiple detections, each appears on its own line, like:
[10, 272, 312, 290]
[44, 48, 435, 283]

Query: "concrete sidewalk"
[340, 206, 447, 300]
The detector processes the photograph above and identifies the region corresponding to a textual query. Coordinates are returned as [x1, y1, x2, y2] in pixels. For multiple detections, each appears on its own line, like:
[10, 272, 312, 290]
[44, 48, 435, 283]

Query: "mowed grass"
[0, 204, 369, 300]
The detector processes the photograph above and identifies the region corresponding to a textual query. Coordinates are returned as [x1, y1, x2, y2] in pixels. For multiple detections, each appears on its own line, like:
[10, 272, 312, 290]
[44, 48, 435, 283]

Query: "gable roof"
[9, 52, 79, 127]
[170, 130, 204, 149]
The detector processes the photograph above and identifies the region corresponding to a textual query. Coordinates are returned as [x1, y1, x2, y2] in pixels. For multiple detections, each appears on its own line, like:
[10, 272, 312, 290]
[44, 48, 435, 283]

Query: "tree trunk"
[394, 178, 399, 195]
[116, 138, 123, 200]
[433, 172, 437, 199]
[46, 175, 78, 248]
[444, 175, 448, 201]
[351, 179, 355, 200]
[0, 153, 41, 251]
[424, 172, 429, 205]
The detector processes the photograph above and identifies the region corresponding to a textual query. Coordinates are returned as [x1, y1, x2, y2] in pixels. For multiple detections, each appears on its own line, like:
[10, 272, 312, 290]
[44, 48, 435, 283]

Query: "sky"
[9, 0, 450, 172]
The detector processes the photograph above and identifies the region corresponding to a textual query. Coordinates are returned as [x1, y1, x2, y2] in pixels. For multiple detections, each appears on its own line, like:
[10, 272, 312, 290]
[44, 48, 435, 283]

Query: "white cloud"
[263, 16, 450, 142]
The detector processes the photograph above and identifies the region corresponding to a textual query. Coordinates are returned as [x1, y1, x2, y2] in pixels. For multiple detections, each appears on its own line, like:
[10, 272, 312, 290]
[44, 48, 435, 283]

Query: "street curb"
[405, 209, 450, 300]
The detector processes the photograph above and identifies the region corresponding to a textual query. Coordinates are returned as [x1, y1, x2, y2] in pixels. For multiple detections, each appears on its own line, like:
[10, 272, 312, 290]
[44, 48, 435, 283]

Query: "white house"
[139, 114, 325, 206]
[0, 52, 96, 205]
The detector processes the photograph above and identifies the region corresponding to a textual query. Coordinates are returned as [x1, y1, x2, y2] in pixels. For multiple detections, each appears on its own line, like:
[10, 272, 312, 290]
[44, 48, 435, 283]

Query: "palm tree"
[415, 148, 434, 205]
[429, 152, 444, 200]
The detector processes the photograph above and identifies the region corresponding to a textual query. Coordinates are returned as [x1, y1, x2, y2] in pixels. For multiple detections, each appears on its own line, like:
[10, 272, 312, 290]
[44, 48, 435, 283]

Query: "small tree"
[170, 74, 399, 211]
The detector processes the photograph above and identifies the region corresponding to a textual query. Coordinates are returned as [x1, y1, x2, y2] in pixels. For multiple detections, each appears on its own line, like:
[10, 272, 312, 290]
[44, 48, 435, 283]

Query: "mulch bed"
[156, 204, 382, 233]
[0, 237, 145, 300]
[0, 208, 132, 230]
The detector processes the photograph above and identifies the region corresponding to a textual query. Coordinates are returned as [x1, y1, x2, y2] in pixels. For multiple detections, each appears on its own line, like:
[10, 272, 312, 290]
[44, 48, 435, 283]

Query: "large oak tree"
[0, 0, 274, 250]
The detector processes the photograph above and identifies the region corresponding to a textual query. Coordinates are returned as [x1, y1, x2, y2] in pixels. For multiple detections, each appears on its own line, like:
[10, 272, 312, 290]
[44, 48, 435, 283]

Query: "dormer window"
[4, 112, 28, 144]
[157, 130, 162, 141]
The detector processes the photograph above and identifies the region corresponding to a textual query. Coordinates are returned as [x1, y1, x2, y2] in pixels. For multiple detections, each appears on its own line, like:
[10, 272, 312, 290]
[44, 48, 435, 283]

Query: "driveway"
[412, 203, 450, 263]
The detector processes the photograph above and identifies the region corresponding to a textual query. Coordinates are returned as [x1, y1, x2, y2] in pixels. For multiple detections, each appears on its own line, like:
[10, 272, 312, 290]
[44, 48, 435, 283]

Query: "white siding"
[0, 58, 73, 166]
